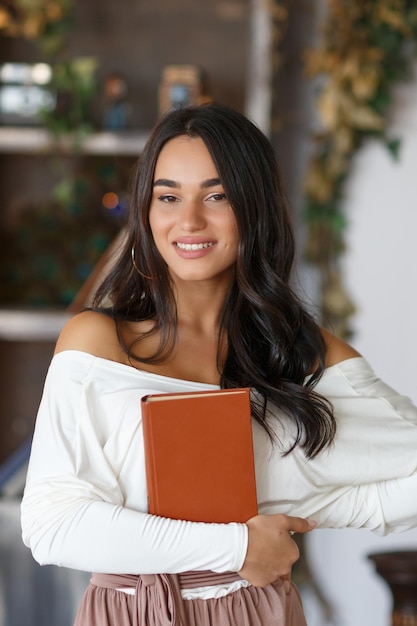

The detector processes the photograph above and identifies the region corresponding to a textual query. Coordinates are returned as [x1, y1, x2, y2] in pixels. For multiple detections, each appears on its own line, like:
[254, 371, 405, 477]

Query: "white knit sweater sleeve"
[21, 352, 248, 574]
[254, 357, 417, 535]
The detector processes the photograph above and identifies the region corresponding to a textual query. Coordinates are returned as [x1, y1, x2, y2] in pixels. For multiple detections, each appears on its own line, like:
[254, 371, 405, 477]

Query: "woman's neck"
[172, 276, 231, 335]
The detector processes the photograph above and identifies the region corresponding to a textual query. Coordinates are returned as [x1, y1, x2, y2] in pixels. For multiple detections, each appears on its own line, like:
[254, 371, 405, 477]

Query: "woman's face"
[149, 135, 239, 286]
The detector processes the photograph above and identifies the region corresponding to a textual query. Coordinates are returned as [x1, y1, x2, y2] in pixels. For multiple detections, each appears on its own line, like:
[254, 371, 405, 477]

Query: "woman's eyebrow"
[153, 178, 179, 188]
[201, 177, 221, 189]
[153, 177, 221, 189]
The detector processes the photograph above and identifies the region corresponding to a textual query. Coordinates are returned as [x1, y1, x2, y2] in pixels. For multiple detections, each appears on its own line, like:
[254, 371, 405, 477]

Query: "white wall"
[305, 62, 417, 626]
[343, 67, 417, 402]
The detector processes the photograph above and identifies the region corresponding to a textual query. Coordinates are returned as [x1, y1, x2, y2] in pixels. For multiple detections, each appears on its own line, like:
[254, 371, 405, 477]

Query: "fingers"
[238, 513, 313, 587]
[245, 513, 316, 534]
[281, 573, 291, 594]
[281, 515, 317, 534]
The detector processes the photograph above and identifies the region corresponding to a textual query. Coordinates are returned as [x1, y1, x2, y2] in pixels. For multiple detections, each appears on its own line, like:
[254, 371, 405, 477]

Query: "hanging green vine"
[303, 0, 417, 338]
[0, 0, 97, 140]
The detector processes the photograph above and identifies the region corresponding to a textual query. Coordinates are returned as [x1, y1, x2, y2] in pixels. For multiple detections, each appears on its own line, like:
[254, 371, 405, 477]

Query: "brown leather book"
[141, 387, 258, 524]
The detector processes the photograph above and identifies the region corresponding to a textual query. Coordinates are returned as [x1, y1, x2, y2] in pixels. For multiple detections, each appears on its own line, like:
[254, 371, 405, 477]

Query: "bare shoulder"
[54, 310, 123, 361]
[321, 327, 361, 368]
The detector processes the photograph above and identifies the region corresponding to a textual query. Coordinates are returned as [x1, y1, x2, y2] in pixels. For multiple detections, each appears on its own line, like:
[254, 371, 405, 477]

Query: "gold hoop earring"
[131, 246, 153, 280]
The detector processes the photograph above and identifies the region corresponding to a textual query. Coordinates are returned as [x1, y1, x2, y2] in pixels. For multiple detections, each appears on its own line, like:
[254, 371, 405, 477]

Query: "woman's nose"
[179, 201, 206, 231]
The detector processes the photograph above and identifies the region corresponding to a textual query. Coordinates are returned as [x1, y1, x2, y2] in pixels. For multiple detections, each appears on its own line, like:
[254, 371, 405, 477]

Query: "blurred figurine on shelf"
[158, 64, 211, 116]
[103, 71, 129, 130]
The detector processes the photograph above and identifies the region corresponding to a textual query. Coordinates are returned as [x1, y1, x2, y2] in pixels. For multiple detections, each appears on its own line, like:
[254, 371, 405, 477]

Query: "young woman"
[21, 103, 417, 626]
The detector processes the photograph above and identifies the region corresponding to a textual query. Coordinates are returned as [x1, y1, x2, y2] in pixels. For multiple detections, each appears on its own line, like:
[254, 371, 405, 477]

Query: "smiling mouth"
[175, 242, 214, 251]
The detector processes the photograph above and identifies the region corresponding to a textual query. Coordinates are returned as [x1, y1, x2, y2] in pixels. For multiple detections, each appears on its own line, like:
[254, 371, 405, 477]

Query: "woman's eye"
[207, 192, 227, 202]
[158, 194, 178, 203]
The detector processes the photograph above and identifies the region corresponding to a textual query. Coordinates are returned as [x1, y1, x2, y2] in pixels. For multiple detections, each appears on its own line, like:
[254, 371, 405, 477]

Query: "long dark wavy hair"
[93, 103, 336, 458]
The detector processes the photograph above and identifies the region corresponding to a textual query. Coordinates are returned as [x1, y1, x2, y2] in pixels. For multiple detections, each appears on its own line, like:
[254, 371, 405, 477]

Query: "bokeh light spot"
[102, 191, 119, 210]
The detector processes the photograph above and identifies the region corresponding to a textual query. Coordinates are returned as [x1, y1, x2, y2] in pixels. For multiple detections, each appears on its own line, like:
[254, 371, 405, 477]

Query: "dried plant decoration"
[303, 0, 417, 337]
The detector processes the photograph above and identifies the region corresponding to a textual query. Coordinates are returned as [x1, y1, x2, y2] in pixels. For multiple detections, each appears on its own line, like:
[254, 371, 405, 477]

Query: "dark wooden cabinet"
[369, 551, 417, 626]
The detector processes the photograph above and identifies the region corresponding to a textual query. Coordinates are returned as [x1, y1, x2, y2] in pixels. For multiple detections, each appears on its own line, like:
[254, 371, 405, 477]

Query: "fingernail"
[307, 518, 317, 527]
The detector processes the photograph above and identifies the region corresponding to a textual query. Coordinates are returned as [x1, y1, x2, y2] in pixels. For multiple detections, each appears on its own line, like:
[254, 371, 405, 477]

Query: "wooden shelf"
[0, 309, 73, 341]
[0, 126, 149, 156]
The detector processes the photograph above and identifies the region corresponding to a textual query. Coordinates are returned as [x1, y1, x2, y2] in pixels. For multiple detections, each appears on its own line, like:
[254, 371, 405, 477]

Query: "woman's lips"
[173, 239, 216, 258]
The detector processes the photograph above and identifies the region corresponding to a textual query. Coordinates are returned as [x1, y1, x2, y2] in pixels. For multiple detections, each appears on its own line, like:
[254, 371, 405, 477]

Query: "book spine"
[141, 400, 158, 515]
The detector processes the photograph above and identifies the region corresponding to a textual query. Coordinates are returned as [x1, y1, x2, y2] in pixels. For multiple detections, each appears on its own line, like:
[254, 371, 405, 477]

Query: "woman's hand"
[238, 514, 316, 587]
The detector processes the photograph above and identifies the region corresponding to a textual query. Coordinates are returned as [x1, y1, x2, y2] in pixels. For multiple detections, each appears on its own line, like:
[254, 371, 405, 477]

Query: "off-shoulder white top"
[21, 351, 417, 592]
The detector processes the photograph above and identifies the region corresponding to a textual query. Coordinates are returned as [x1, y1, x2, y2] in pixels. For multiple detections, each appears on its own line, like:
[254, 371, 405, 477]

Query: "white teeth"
[176, 242, 214, 251]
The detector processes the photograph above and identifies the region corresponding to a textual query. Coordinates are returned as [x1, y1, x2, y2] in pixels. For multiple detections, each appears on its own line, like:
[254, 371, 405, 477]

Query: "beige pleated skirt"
[73, 571, 307, 626]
